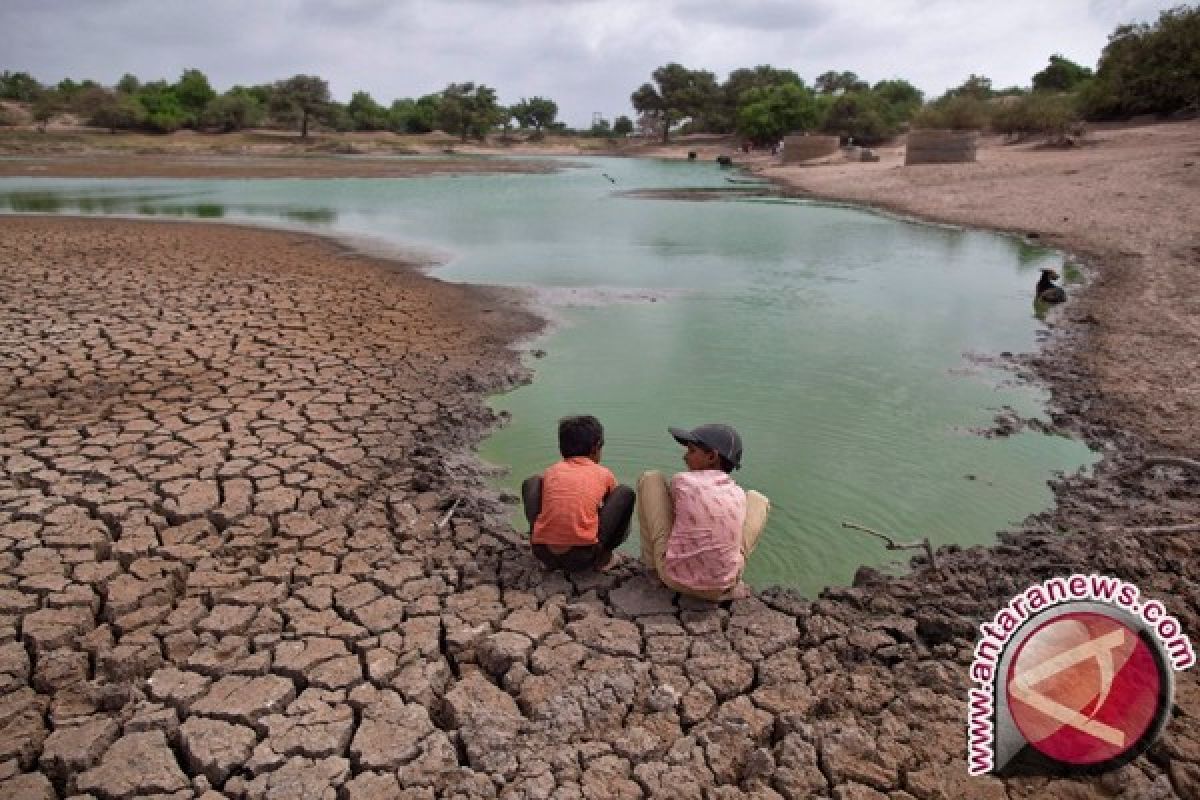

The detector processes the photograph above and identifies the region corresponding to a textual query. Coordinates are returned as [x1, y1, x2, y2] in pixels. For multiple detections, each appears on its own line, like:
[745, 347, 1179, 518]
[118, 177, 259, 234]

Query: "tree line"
[633, 5, 1197, 145]
[1, 5, 1194, 142]
[0, 70, 610, 141]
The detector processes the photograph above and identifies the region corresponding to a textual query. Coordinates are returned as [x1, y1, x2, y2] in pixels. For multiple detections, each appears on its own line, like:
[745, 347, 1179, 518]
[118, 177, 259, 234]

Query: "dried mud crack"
[1, 214, 1197, 800]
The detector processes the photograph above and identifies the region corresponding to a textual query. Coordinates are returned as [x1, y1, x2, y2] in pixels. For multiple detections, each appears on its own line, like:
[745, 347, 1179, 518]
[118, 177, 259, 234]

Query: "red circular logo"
[1006, 611, 1164, 766]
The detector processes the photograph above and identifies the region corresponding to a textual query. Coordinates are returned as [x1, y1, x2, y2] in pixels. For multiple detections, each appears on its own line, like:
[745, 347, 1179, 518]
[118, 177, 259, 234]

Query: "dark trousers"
[522, 475, 635, 571]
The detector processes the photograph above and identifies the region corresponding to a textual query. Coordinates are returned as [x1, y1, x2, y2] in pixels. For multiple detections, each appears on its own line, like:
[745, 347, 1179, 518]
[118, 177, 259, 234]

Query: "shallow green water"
[0, 157, 1095, 595]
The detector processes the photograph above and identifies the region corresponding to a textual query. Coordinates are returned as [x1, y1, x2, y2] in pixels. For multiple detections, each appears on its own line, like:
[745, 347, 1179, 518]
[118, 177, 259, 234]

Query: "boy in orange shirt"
[522, 415, 635, 572]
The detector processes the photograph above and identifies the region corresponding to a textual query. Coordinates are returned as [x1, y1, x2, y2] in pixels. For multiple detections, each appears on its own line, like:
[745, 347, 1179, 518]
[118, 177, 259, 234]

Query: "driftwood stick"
[842, 521, 939, 569]
[1118, 455, 1200, 482]
[436, 497, 462, 531]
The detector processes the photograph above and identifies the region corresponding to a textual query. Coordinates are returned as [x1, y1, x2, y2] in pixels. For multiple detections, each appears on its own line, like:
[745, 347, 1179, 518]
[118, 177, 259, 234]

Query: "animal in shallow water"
[1036, 268, 1067, 303]
[601, 173, 616, 184]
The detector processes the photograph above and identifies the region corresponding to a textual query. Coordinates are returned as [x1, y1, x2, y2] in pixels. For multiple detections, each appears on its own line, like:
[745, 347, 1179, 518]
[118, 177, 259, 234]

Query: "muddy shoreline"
[1, 120, 1199, 798]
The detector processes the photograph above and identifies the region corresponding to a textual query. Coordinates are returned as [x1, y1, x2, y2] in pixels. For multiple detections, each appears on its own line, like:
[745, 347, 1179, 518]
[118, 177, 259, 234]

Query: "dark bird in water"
[1036, 268, 1067, 303]
[601, 173, 616, 184]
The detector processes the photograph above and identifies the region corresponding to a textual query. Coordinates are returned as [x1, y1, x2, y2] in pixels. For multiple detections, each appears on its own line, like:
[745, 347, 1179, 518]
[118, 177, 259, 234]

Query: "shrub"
[911, 95, 990, 130]
[90, 94, 146, 132]
[991, 92, 1083, 142]
[199, 93, 264, 132]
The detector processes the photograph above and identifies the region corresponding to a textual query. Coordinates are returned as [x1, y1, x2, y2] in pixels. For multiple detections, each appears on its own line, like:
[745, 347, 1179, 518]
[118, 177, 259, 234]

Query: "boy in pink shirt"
[638, 423, 770, 601]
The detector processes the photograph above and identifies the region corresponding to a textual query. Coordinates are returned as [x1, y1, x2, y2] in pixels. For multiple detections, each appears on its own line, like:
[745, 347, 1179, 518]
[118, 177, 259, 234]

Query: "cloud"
[0, 0, 1183, 127]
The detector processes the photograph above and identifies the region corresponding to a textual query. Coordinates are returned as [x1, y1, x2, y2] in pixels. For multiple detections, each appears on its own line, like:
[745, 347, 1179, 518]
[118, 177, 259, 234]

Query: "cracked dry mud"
[1, 215, 1197, 800]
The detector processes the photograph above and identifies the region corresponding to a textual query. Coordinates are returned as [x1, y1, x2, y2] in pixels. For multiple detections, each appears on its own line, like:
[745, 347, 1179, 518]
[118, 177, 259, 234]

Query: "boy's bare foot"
[595, 551, 624, 572]
[720, 582, 751, 601]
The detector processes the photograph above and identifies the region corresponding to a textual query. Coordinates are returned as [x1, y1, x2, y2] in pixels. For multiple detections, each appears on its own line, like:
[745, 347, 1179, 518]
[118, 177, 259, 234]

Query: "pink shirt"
[664, 470, 747, 591]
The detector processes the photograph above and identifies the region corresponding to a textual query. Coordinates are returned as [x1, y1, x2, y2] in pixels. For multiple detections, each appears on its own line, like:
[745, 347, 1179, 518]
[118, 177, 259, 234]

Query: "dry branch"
[841, 521, 939, 569]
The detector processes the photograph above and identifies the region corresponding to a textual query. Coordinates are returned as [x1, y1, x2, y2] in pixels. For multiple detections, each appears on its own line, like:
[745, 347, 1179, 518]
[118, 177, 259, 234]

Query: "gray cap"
[668, 423, 743, 470]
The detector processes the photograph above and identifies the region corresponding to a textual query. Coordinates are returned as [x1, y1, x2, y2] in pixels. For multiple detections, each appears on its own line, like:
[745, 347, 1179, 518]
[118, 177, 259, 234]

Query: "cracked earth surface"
[0, 215, 1197, 800]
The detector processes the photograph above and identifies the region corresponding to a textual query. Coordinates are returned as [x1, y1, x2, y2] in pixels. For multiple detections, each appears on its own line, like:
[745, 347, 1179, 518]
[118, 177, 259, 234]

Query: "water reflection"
[0, 189, 334, 226]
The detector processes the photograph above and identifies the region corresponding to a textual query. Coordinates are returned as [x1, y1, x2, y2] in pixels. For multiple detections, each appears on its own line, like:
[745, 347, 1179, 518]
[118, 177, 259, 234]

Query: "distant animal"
[1036, 268, 1067, 303]
[601, 173, 616, 184]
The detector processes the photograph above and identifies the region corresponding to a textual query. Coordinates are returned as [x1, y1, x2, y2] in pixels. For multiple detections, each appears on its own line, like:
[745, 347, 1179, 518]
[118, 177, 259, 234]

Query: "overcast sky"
[0, 0, 1181, 127]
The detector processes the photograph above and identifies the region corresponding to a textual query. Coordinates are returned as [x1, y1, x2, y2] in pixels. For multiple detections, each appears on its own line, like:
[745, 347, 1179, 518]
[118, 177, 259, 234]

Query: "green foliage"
[735, 83, 823, 144]
[612, 115, 634, 136]
[270, 75, 331, 137]
[0, 70, 43, 101]
[199, 93, 264, 132]
[912, 94, 990, 130]
[388, 95, 439, 133]
[436, 82, 501, 141]
[90, 92, 146, 132]
[134, 81, 188, 133]
[706, 65, 803, 132]
[815, 70, 868, 94]
[1081, 5, 1200, 118]
[631, 63, 719, 143]
[871, 79, 924, 128]
[1032, 55, 1093, 91]
[510, 96, 558, 130]
[346, 90, 388, 131]
[945, 74, 994, 100]
[821, 91, 892, 142]
[31, 92, 61, 130]
[589, 118, 612, 137]
[55, 78, 82, 101]
[990, 92, 1083, 142]
[116, 73, 140, 94]
[175, 69, 216, 114]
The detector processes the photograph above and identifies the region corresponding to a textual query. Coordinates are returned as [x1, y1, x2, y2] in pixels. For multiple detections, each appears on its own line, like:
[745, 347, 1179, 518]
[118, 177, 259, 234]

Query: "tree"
[612, 115, 634, 136]
[821, 91, 891, 143]
[735, 83, 823, 144]
[1079, 6, 1200, 118]
[0, 70, 42, 101]
[815, 70, 868, 95]
[871, 79, 924, 126]
[510, 96, 558, 131]
[134, 81, 188, 132]
[708, 65, 804, 132]
[175, 69, 216, 116]
[346, 90, 388, 131]
[270, 74, 331, 138]
[436, 82, 501, 141]
[116, 73, 140, 94]
[589, 117, 612, 137]
[199, 93, 264, 132]
[1032, 55, 1093, 92]
[90, 92, 145, 132]
[55, 78, 82, 102]
[946, 74, 994, 100]
[631, 63, 719, 143]
[31, 93, 60, 132]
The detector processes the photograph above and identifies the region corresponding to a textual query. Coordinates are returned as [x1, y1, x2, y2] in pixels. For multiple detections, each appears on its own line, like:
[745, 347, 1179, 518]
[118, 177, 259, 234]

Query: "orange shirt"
[531, 457, 617, 547]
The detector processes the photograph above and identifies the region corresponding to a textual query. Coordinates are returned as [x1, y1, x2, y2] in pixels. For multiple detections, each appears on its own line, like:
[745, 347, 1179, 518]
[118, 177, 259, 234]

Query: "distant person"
[1036, 268, 1067, 304]
[637, 424, 770, 601]
[523, 415, 635, 572]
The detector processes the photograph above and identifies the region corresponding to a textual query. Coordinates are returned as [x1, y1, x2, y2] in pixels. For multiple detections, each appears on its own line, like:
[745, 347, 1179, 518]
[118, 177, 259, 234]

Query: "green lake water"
[0, 156, 1095, 596]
